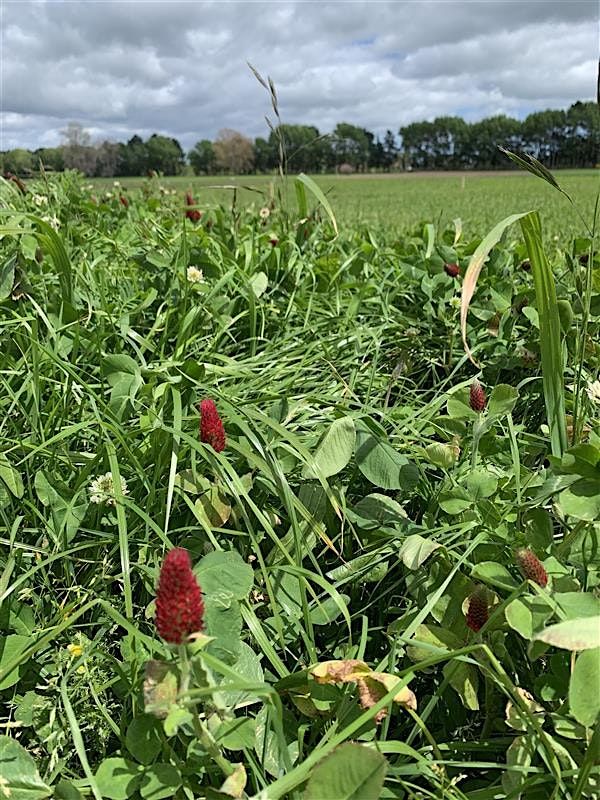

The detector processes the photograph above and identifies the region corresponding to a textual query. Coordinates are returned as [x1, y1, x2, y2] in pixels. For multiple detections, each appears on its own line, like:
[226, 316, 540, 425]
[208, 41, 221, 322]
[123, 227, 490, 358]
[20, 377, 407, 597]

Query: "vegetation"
[0, 159, 599, 800]
[2, 100, 598, 179]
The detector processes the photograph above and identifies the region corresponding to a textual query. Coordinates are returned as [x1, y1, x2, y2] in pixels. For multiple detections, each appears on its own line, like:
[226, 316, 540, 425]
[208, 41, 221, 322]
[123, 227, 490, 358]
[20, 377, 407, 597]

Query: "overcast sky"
[1, 0, 598, 152]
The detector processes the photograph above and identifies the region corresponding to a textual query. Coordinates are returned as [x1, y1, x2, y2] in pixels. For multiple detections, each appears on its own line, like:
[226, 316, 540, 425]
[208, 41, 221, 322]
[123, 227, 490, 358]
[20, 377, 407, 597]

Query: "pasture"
[0, 166, 599, 800]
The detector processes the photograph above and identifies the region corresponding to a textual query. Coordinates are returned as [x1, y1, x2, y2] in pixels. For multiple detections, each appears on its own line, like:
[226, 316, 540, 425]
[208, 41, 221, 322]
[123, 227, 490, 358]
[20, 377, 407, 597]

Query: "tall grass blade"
[460, 212, 529, 364]
[520, 212, 568, 457]
[295, 173, 338, 236]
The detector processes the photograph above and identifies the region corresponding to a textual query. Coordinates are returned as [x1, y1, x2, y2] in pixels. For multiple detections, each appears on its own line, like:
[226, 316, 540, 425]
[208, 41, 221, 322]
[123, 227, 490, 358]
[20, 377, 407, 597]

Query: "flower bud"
[466, 587, 488, 632]
[469, 379, 486, 412]
[515, 548, 548, 588]
[444, 262, 460, 278]
[155, 548, 204, 644]
[199, 398, 226, 453]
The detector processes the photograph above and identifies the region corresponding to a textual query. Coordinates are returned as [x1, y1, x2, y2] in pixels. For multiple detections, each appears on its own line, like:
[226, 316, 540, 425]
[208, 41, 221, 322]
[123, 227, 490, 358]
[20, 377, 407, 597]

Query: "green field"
[97, 169, 600, 240]
[1, 168, 599, 799]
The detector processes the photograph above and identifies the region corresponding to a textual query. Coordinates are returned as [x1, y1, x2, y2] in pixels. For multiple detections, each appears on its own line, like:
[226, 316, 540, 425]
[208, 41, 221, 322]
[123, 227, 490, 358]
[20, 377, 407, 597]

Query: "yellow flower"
[67, 643, 83, 658]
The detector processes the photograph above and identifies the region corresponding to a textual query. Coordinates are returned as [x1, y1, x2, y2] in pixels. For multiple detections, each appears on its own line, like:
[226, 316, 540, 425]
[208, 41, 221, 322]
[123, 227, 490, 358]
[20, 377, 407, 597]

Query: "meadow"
[95, 170, 600, 240]
[0, 165, 599, 800]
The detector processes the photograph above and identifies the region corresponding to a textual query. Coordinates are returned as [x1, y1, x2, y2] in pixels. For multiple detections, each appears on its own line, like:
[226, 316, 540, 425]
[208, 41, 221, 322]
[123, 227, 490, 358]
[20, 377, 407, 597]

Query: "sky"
[1, 0, 598, 152]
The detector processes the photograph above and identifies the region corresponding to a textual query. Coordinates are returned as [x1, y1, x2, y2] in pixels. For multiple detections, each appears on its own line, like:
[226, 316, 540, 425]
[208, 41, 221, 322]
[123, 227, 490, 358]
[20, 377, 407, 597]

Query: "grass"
[0, 167, 599, 800]
[95, 169, 600, 240]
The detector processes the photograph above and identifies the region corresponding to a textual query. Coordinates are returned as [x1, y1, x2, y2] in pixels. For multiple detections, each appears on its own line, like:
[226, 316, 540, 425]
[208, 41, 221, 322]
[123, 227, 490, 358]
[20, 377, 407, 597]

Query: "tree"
[2, 148, 35, 175]
[213, 129, 254, 174]
[332, 123, 371, 171]
[60, 121, 97, 175]
[382, 130, 399, 170]
[267, 124, 326, 173]
[253, 137, 275, 172]
[118, 135, 148, 176]
[189, 140, 216, 174]
[146, 134, 185, 175]
[94, 141, 120, 177]
[34, 147, 65, 172]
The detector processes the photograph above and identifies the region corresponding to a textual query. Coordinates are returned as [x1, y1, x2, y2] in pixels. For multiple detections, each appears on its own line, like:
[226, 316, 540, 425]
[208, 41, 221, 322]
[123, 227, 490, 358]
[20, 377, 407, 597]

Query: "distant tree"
[213, 129, 254, 174]
[253, 137, 275, 172]
[117, 135, 148, 176]
[95, 141, 120, 177]
[34, 147, 65, 172]
[382, 130, 399, 170]
[565, 101, 600, 168]
[60, 121, 97, 175]
[2, 148, 35, 175]
[268, 124, 326, 173]
[146, 134, 185, 175]
[189, 139, 216, 174]
[333, 123, 371, 171]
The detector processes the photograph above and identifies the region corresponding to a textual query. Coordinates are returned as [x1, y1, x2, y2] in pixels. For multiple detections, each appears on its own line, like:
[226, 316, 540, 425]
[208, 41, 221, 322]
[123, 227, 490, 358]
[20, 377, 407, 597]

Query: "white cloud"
[1, 0, 597, 151]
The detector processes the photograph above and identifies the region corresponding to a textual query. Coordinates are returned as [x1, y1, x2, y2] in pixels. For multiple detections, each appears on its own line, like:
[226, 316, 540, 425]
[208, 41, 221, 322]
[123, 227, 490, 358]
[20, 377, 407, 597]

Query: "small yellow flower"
[67, 643, 83, 658]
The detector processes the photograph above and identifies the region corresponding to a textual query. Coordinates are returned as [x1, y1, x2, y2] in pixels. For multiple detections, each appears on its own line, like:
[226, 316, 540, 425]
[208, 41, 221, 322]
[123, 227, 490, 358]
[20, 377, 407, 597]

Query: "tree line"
[1, 101, 597, 178]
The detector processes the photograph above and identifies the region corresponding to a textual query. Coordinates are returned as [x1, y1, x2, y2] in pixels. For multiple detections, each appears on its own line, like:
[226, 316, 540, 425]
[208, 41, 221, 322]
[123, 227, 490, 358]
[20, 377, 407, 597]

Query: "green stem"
[178, 645, 234, 778]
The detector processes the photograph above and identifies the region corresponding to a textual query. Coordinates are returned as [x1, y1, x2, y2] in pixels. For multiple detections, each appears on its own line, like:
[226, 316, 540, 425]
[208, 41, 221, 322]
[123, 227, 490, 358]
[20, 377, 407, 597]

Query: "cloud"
[1, 0, 597, 151]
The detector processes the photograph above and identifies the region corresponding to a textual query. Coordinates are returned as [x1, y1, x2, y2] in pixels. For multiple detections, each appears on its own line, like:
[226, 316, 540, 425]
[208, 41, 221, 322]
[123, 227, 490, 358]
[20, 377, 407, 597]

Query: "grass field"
[96, 169, 600, 240]
[1, 166, 599, 799]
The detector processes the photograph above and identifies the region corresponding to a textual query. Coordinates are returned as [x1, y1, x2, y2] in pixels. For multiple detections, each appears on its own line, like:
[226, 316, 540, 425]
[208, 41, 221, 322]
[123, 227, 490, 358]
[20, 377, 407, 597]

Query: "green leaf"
[204, 593, 243, 664]
[438, 488, 471, 514]
[215, 717, 256, 751]
[465, 468, 498, 499]
[520, 212, 567, 457]
[487, 384, 519, 418]
[424, 442, 460, 469]
[296, 173, 338, 236]
[406, 624, 463, 662]
[304, 742, 387, 800]
[460, 211, 530, 364]
[303, 416, 355, 479]
[163, 706, 193, 738]
[219, 642, 264, 710]
[0, 634, 29, 690]
[505, 597, 554, 641]
[535, 617, 600, 651]
[558, 479, 600, 521]
[0, 454, 24, 498]
[95, 758, 142, 800]
[0, 735, 52, 799]
[0, 256, 15, 300]
[195, 551, 253, 600]
[569, 648, 600, 727]
[471, 561, 519, 591]
[352, 493, 408, 526]
[126, 715, 162, 765]
[310, 594, 350, 625]
[249, 271, 268, 298]
[398, 535, 441, 570]
[555, 592, 600, 619]
[139, 764, 181, 800]
[355, 420, 418, 491]
[443, 660, 479, 710]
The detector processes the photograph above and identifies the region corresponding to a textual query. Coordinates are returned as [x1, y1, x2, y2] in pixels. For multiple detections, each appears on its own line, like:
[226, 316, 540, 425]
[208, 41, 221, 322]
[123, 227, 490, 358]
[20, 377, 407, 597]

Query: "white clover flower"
[586, 380, 600, 404]
[259, 206, 270, 220]
[42, 215, 60, 230]
[32, 193, 48, 206]
[186, 266, 204, 284]
[89, 472, 129, 506]
[113, 180, 121, 188]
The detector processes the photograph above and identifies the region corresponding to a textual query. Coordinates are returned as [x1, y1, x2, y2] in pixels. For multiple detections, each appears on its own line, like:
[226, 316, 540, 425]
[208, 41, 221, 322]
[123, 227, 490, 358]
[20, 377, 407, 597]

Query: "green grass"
[96, 169, 600, 240]
[0, 168, 599, 800]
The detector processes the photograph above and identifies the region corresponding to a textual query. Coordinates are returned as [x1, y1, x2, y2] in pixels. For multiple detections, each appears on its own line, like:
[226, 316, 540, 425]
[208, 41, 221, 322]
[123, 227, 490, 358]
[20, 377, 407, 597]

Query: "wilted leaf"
[143, 661, 179, 719]
[310, 659, 371, 685]
[505, 688, 545, 731]
[534, 617, 600, 651]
